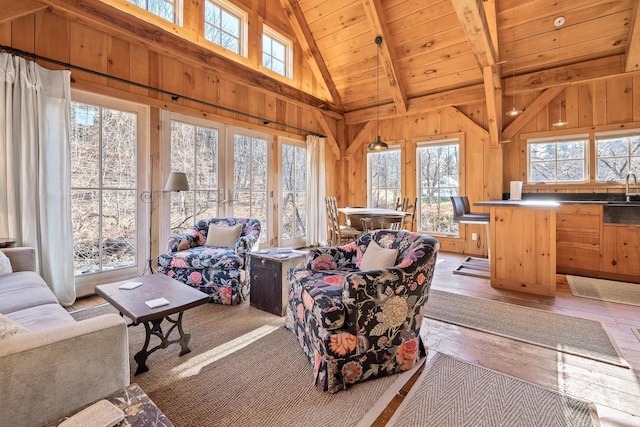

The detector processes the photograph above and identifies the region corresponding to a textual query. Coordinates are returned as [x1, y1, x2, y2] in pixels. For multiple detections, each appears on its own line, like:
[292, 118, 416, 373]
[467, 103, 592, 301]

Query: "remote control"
[145, 297, 170, 308]
[59, 399, 125, 427]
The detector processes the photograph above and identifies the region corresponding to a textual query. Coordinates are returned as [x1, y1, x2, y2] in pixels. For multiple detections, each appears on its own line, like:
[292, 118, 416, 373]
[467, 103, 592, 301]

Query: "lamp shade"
[164, 172, 189, 192]
[367, 135, 389, 151]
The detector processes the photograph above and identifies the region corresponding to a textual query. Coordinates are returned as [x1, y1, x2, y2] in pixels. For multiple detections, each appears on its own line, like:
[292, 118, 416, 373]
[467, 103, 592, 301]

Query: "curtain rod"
[0, 44, 326, 138]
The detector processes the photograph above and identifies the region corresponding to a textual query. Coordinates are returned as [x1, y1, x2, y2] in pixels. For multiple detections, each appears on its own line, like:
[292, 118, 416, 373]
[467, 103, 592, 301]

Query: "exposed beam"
[502, 86, 566, 142]
[483, 66, 502, 147]
[441, 106, 489, 143]
[626, 0, 640, 72]
[361, 0, 408, 114]
[451, 0, 498, 69]
[345, 85, 486, 125]
[279, 0, 342, 107]
[346, 121, 376, 158]
[38, 0, 342, 117]
[311, 110, 341, 159]
[0, 0, 47, 25]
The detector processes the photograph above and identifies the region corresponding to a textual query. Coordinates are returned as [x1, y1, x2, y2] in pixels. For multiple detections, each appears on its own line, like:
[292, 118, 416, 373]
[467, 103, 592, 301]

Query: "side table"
[248, 249, 306, 316]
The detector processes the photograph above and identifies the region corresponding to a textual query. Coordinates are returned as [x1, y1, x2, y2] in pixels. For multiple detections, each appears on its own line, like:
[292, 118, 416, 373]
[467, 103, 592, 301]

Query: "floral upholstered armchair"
[285, 230, 439, 393]
[157, 217, 261, 305]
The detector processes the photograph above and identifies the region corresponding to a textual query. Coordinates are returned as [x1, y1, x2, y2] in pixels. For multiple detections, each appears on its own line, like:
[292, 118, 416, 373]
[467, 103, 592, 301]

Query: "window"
[204, 0, 247, 56]
[595, 130, 640, 182]
[169, 119, 220, 235]
[368, 149, 401, 208]
[527, 135, 588, 184]
[263, 26, 292, 78]
[281, 140, 307, 246]
[417, 140, 459, 235]
[127, 0, 176, 23]
[70, 97, 146, 280]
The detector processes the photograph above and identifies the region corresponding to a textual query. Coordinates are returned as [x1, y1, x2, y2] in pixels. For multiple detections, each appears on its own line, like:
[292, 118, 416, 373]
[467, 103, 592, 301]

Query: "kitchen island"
[475, 200, 560, 297]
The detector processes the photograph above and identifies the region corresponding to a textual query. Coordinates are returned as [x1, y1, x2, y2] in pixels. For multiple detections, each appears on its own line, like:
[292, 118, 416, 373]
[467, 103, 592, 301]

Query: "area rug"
[72, 302, 416, 427]
[425, 290, 626, 367]
[387, 352, 599, 427]
[633, 328, 640, 344]
[566, 275, 640, 307]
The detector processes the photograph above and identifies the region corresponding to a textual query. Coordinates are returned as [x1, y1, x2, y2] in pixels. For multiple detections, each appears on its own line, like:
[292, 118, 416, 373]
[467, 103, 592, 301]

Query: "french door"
[164, 113, 271, 247]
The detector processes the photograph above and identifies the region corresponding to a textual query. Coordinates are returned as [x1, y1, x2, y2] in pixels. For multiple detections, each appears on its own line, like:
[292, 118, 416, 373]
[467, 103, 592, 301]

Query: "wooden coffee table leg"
[133, 312, 192, 375]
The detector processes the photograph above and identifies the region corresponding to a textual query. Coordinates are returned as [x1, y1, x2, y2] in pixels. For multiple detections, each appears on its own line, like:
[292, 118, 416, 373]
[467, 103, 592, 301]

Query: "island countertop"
[474, 200, 560, 207]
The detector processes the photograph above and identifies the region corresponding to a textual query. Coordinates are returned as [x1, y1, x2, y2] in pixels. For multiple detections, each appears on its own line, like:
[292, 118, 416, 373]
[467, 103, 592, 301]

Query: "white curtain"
[0, 53, 75, 305]
[305, 134, 328, 246]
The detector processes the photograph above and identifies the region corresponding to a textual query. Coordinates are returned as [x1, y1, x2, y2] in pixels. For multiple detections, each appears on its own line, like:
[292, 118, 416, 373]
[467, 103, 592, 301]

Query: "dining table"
[337, 207, 408, 231]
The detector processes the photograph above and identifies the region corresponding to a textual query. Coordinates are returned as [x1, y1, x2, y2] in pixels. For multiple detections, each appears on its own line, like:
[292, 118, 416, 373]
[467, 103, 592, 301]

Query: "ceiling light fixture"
[506, 0, 522, 117]
[367, 36, 389, 151]
[552, 16, 568, 127]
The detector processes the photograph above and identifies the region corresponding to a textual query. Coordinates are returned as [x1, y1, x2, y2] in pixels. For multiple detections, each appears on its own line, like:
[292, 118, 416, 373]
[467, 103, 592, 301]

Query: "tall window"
[127, 0, 176, 23]
[368, 149, 401, 208]
[204, 0, 246, 56]
[595, 130, 640, 182]
[170, 120, 220, 234]
[281, 141, 306, 244]
[527, 135, 588, 184]
[70, 101, 139, 276]
[417, 140, 459, 235]
[263, 26, 292, 78]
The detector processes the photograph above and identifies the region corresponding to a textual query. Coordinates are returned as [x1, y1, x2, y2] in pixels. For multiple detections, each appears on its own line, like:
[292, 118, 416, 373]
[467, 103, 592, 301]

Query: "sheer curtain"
[0, 53, 75, 305]
[305, 134, 327, 246]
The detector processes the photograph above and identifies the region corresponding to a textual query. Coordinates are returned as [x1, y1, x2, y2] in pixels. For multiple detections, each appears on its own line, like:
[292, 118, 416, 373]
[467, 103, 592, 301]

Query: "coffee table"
[96, 274, 208, 375]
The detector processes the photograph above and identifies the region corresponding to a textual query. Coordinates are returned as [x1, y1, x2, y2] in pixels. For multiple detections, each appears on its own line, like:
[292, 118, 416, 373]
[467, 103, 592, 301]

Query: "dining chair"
[394, 197, 417, 231]
[360, 215, 404, 232]
[450, 195, 490, 278]
[325, 196, 361, 245]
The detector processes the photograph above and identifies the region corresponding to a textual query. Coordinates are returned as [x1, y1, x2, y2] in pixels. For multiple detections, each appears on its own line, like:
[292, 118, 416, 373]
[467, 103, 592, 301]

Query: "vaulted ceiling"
[3, 0, 640, 134]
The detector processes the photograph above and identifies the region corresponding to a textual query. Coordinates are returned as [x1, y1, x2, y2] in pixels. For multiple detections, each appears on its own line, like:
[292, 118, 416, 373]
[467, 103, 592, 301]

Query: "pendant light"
[552, 16, 568, 127]
[506, 1, 522, 117]
[367, 36, 389, 151]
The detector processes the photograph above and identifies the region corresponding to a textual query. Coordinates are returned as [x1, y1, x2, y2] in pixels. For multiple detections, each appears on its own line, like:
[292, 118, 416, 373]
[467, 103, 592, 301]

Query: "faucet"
[625, 172, 638, 202]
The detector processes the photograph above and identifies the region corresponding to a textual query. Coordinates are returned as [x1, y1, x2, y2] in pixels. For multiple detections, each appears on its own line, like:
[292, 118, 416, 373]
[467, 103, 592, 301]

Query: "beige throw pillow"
[360, 240, 398, 271]
[0, 314, 28, 340]
[205, 223, 243, 248]
[0, 251, 12, 276]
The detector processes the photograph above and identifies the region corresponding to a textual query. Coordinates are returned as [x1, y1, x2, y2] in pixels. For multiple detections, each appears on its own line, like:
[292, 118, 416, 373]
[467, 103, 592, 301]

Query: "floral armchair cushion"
[285, 230, 439, 393]
[157, 217, 261, 305]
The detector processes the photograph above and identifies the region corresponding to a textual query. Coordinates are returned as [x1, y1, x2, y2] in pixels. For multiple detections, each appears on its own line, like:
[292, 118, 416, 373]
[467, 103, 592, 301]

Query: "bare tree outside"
[204, 1, 241, 55]
[369, 150, 401, 208]
[127, 0, 175, 23]
[418, 143, 459, 235]
[529, 138, 587, 183]
[281, 143, 306, 239]
[596, 134, 640, 181]
[234, 134, 268, 244]
[71, 102, 138, 275]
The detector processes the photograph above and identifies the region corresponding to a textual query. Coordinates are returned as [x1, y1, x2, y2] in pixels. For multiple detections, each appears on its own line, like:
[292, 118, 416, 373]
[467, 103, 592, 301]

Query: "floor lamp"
[140, 171, 190, 274]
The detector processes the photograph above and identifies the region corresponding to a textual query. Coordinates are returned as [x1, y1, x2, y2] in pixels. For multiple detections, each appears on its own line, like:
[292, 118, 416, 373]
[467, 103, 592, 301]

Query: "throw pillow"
[0, 314, 28, 340]
[360, 240, 398, 271]
[0, 251, 12, 276]
[205, 223, 243, 248]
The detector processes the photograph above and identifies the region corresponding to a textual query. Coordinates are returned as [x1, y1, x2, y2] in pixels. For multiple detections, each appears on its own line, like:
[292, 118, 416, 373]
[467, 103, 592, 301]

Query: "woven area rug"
[72, 302, 414, 427]
[425, 290, 626, 367]
[388, 352, 598, 427]
[566, 275, 640, 307]
[633, 328, 640, 344]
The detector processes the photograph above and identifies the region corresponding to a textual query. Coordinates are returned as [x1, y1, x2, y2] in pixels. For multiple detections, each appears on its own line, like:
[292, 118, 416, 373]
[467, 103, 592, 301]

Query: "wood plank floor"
[375, 251, 640, 426]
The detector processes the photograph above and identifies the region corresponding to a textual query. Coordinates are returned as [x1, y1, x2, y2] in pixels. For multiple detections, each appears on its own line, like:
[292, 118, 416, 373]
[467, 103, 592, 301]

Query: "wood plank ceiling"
[3, 0, 639, 130]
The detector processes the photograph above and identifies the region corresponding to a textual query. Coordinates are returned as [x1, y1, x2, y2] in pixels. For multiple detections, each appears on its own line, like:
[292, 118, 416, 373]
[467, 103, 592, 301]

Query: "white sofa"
[0, 247, 130, 427]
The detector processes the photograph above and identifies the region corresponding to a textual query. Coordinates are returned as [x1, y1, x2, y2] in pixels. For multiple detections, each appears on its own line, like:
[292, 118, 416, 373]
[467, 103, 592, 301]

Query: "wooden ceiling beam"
[361, 0, 408, 114]
[279, 0, 342, 107]
[626, 0, 640, 72]
[483, 66, 502, 147]
[451, 0, 498, 69]
[311, 110, 341, 159]
[37, 0, 342, 117]
[502, 86, 566, 142]
[346, 121, 376, 158]
[0, 0, 47, 25]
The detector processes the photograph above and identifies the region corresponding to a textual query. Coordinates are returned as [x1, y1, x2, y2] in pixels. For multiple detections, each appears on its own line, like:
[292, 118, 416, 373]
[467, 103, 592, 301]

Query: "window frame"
[526, 134, 590, 185]
[204, 0, 248, 58]
[71, 90, 149, 296]
[367, 146, 402, 209]
[125, 0, 183, 25]
[262, 25, 293, 79]
[594, 129, 640, 183]
[279, 137, 307, 248]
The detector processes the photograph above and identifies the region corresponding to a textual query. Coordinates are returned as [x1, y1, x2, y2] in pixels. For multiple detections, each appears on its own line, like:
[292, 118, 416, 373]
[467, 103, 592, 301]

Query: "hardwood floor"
[380, 251, 640, 426]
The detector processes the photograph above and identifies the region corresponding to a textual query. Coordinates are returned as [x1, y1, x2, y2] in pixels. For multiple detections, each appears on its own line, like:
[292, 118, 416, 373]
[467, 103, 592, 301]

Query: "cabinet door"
[556, 205, 601, 273]
[602, 224, 640, 276]
[250, 258, 283, 316]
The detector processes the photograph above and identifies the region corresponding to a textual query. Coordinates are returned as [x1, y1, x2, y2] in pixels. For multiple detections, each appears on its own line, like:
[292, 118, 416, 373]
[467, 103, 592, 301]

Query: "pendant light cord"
[375, 36, 382, 138]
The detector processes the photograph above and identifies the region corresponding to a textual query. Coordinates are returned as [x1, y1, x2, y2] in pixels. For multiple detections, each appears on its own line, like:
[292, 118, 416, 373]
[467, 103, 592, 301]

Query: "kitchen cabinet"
[556, 204, 602, 275]
[602, 224, 640, 277]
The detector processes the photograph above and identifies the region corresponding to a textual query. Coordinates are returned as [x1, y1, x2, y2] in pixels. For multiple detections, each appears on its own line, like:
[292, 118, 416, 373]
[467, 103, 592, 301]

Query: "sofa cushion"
[157, 246, 243, 270]
[205, 223, 242, 248]
[0, 313, 28, 340]
[359, 240, 398, 271]
[0, 271, 59, 314]
[6, 303, 75, 331]
[0, 251, 12, 276]
[289, 269, 347, 331]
